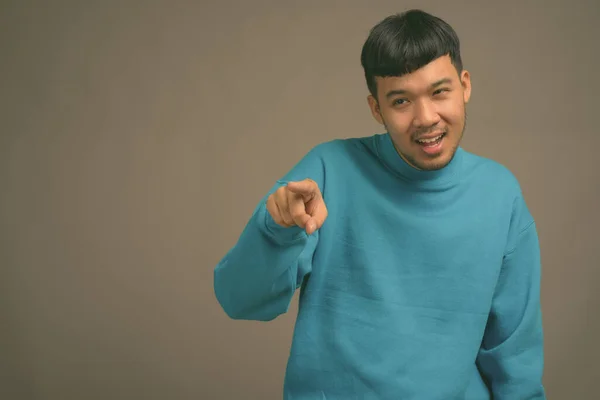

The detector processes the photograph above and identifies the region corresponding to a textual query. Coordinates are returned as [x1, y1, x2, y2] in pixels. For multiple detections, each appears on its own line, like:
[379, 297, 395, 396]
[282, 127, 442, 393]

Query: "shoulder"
[460, 148, 524, 198]
[461, 149, 535, 237]
[306, 134, 382, 161]
[277, 135, 376, 189]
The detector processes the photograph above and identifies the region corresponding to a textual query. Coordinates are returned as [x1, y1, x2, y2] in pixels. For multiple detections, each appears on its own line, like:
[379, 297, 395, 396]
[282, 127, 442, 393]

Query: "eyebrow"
[385, 78, 453, 98]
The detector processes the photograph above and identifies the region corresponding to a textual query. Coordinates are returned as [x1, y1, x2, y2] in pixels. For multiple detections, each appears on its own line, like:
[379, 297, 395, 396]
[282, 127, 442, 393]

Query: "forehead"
[376, 55, 458, 94]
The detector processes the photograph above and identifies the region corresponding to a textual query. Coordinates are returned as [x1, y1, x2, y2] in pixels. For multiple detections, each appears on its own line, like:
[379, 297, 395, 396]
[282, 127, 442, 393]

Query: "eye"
[433, 88, 450, 95]
[393, 98, 408, 106]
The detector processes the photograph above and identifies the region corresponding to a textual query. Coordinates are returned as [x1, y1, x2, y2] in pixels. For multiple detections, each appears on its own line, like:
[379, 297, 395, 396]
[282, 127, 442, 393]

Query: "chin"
[394, 133, 461, 171]
[412, 159, 450, 171]
[410, 147, 457, 171]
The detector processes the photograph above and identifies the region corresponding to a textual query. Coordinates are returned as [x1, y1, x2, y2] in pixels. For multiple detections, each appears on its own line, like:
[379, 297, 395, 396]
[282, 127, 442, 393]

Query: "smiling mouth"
[416, 132, 446, 146]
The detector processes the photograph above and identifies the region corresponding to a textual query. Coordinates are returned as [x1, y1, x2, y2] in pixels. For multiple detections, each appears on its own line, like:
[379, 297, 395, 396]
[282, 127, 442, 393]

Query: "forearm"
[477, 220, 546, 398]
[477, 308, 546, 398]
[213, 198, 313, 321]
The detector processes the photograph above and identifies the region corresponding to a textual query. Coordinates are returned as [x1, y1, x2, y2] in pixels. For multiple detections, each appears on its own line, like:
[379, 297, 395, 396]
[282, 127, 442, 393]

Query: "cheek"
[383, 111, 412, 135]
[439, 102, 464, 126]
[390, 121, 413, 140]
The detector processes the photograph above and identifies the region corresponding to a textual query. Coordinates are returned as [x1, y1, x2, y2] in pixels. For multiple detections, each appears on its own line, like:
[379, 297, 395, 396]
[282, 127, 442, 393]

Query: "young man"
[214, 9, 546, 399]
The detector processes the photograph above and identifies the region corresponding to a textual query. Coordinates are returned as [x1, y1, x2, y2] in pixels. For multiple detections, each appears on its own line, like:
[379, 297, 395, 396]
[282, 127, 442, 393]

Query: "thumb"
[305, 200, 327, 235]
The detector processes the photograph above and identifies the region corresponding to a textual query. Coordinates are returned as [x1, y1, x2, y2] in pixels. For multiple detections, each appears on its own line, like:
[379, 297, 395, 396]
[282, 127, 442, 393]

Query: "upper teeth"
[418, 134, 443, 143]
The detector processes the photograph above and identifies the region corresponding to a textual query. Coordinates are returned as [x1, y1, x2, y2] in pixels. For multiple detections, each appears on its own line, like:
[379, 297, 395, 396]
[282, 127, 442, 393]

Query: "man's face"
[367, 55, 471, 171]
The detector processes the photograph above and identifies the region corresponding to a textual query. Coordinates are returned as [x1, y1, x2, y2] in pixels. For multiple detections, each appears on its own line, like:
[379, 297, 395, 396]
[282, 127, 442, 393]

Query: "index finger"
[285, 179, 319, 201]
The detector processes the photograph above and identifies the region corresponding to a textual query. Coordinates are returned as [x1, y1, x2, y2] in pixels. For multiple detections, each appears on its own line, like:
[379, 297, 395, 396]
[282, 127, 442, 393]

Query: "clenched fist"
[266, 178, 328, 235]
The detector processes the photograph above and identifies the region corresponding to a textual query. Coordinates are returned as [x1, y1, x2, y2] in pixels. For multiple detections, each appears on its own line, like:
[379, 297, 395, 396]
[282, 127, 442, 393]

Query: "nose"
[413, 99, 440, 128]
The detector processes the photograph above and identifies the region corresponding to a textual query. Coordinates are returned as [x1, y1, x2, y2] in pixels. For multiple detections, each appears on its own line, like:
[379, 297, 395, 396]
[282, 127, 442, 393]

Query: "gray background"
[1, 1, 598, 399]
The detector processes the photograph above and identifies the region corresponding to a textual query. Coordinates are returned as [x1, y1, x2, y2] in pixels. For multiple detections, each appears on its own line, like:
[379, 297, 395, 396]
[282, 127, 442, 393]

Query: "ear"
[460, 70, 472, 104]
[367, 94, 384, 125]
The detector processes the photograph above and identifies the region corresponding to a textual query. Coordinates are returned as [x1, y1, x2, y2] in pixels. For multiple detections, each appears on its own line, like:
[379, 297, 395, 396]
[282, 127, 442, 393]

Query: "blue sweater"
[214, 133, 546, 399]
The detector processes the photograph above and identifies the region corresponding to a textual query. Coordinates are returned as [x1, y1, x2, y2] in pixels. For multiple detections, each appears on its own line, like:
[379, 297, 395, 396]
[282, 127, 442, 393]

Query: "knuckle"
[283, 217, 294, 226]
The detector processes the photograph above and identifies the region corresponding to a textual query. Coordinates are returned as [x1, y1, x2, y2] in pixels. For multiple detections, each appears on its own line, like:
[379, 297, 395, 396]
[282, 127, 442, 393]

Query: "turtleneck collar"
[374, 132, 464, 188]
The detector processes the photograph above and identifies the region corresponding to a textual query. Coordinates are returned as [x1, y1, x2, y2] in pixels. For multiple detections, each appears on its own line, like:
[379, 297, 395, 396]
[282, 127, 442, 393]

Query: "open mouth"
[416, 132, 446, 146]
[415, 132, 446, 155]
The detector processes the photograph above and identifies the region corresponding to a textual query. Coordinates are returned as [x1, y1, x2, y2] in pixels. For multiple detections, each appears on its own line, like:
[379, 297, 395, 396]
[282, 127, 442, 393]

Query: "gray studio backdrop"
[1, 1, 598, 399]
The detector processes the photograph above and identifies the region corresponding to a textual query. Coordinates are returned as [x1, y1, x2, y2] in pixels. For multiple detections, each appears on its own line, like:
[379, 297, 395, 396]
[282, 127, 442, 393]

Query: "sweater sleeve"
[213, 145, 327, 321]
[476, 195, 546, 399]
